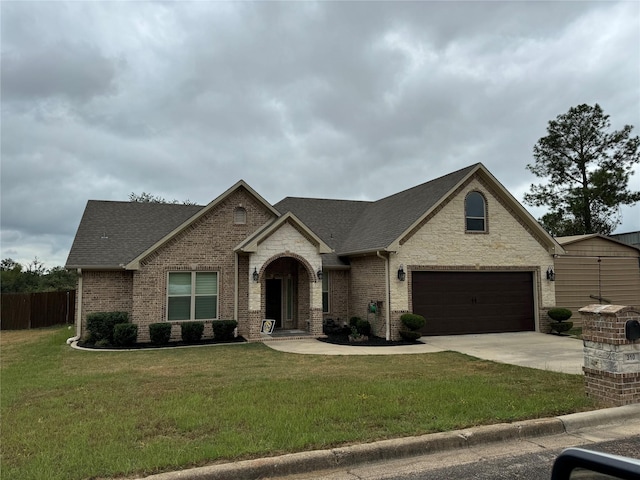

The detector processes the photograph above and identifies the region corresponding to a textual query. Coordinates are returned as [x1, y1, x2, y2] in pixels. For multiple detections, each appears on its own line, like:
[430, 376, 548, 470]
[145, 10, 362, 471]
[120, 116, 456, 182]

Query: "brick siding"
[349, 256, 387, 338]
[78, 173, 558, 344]
[79, 270, 133, 337]
[323, 269, 349, 326]
[580, 305, 640, 406]
[78, 187, 276, 342]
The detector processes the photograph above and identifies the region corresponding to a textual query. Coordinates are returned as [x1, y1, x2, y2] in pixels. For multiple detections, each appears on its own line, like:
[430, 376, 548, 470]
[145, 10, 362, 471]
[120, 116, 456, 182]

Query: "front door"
[265, 279, 282, 328]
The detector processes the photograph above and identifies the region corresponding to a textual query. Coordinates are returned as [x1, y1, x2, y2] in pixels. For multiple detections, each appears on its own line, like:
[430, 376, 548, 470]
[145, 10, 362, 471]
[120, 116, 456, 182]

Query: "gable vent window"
[465, 191, 487, 232]
[234, 207, 247, 225]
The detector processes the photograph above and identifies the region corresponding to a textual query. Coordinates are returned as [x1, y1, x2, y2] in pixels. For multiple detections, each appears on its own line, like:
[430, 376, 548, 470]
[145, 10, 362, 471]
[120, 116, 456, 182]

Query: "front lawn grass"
[1, 327, 598, 480]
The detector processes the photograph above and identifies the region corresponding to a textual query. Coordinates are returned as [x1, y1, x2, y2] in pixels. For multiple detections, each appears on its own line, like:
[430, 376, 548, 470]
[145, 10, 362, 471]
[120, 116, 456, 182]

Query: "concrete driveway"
[266, 332, 584, 375]
[421, 332, 584, 375]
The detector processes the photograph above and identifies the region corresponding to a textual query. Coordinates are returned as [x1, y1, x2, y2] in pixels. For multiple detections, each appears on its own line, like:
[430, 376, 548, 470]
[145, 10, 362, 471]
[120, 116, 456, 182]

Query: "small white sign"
[261, 319, 276, 335]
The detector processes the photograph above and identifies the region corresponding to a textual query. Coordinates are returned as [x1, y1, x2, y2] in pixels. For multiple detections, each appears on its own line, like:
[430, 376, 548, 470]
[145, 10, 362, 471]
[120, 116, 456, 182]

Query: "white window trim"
[166, 271, 219, 322]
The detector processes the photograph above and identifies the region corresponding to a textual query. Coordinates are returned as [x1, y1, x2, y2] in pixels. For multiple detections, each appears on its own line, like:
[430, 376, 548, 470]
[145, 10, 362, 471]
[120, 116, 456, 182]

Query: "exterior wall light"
[253, 267, 259, 282]
[317, 268, 323, 281]
[397, 265, 406, 281]
[546, 266, 555, 281]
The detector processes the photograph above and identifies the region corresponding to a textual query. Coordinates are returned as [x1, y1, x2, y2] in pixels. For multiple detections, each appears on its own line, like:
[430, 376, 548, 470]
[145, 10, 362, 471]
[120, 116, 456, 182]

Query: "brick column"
[579, 305, 640, 406]
[389, 310, 408, 341]
[247, 310, 263, 341]
[309, 307, 324, 336]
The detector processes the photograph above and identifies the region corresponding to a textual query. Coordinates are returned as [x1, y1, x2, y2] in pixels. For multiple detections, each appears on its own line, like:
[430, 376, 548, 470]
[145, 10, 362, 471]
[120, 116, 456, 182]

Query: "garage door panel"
[412, 271, 534, 335]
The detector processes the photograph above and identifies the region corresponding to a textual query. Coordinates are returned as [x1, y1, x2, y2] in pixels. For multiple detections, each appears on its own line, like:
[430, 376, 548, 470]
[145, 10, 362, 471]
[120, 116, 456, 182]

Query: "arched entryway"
[262, 255, 313, 332]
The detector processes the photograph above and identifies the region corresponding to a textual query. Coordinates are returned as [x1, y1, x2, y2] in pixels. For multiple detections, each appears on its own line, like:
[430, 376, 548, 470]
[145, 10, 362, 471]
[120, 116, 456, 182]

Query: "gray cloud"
[1, 1, 639, 269]
[2, 42, 119, 101]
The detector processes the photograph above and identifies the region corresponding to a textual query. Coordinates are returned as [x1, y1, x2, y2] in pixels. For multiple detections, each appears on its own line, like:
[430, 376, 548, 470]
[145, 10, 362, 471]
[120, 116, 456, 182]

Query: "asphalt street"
[378, 436, 640, 480]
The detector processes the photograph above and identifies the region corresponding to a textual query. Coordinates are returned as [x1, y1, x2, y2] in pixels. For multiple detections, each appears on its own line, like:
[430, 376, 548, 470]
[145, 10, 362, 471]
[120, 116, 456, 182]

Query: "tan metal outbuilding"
[554, 234, 640, 325]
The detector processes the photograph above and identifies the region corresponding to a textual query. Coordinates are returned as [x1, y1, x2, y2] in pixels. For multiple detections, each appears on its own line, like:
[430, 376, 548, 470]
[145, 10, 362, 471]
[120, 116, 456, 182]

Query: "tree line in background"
[1, 258, 77, 293]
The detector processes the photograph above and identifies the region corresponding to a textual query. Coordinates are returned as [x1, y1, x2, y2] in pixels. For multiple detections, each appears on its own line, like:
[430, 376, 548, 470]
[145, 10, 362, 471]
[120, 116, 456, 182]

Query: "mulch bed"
[76, 337, 247, 350]
[319, 333, 421, 347]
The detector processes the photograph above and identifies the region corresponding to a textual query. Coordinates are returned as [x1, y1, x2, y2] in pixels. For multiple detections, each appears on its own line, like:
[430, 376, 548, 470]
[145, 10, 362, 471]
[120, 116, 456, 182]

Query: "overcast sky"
[2, 1, 639, 270]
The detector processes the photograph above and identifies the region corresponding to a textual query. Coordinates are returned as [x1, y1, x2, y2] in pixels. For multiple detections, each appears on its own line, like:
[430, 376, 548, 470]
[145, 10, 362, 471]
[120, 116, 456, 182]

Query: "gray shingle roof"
[275, 164, 478, 256]
[67, 164, 480, 269]
[65, 201, 203, 268]
[273, 198, 370, 267]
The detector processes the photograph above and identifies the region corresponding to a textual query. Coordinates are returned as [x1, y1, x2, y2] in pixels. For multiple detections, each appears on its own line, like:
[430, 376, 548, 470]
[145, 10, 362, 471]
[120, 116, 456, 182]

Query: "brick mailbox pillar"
[579, 305, 640, 406]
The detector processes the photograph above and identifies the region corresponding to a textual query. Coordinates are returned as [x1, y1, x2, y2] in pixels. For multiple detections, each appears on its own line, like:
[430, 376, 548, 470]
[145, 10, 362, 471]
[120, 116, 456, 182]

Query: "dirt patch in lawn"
[1, 327, 65, 348]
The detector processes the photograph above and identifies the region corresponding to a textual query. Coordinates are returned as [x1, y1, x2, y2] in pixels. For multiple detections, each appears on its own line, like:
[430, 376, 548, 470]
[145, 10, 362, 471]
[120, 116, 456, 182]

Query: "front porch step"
[252, 329, 326, 342]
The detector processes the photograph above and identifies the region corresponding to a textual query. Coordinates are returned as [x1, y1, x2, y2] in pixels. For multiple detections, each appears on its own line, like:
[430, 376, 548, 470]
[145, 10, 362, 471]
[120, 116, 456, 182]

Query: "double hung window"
[167, 272, 218, 321]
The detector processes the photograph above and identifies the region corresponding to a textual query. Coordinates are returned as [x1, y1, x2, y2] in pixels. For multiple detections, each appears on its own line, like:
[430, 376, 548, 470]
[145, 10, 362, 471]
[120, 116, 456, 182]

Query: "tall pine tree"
[525, 104, 640, 236]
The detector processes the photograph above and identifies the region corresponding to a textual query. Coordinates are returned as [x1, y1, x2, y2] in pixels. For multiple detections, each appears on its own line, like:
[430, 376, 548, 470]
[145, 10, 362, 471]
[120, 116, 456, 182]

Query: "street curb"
[559, 404, 640, 433]
[140, 405, 640, 480]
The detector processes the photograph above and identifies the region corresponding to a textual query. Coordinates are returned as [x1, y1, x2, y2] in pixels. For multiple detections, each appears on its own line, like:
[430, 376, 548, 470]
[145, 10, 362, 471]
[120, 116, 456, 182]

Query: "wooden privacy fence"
[1, 290, 75, 330]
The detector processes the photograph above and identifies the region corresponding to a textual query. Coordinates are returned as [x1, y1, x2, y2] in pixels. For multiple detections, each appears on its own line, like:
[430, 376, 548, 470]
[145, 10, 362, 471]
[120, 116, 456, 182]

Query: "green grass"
[1, 327, 598, 480]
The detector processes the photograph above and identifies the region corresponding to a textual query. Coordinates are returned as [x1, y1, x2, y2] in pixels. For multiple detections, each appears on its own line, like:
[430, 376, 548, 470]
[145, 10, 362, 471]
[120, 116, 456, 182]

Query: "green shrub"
[212, 320, 238, 341]
[95, 339, 112, 348]
[400, 313, 426, 331]
[86, 311, 129, 345]
[113, 323, 138, 347]
[399, 330, 422, 341]
[349, 317, 361, 328]
[83, 331, 98, 345]
[548, 308, 573, 322]
[551, 320, 574, 334]
[149, 322, 172, 345]
[181, 322, 204, 343]
[356, 319, 371, 336]
[399, 313, 425, 342]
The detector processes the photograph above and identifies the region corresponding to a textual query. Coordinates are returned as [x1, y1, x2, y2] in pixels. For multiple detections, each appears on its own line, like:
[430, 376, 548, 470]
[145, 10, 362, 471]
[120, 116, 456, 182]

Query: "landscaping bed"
[319, 332, 421, 347]
[76, 336, 246, 350]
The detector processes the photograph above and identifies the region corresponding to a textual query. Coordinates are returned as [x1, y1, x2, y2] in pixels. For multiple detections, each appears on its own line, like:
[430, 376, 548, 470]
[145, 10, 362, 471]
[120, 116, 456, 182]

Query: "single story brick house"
[65, 163, 563, 342]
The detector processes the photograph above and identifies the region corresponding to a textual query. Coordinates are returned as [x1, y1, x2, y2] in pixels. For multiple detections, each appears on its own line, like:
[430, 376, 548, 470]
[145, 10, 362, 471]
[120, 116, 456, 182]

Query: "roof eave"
[65, 264, 129, 271]
[556, 233, 640, 252]
[125, 180, 278, 268]
[336, 247, 394, 257]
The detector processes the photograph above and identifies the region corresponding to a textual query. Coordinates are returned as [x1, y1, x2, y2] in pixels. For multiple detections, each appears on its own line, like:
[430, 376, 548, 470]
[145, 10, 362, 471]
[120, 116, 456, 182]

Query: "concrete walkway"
[266, 331, 584, 374]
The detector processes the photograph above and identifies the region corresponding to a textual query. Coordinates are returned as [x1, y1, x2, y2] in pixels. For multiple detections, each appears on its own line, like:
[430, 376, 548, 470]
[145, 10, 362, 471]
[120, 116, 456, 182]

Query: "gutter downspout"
[376, 251, 391, 341]
[66, 268, 82, 345]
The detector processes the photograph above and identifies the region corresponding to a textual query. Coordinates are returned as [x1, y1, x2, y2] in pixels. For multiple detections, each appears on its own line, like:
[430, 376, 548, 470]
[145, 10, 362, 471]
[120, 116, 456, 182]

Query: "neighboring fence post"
[579, 304, 640, 406]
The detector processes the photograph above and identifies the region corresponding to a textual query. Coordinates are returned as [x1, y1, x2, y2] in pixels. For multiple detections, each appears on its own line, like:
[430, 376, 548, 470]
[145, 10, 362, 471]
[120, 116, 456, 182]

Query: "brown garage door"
[412, 271, 535, 335]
